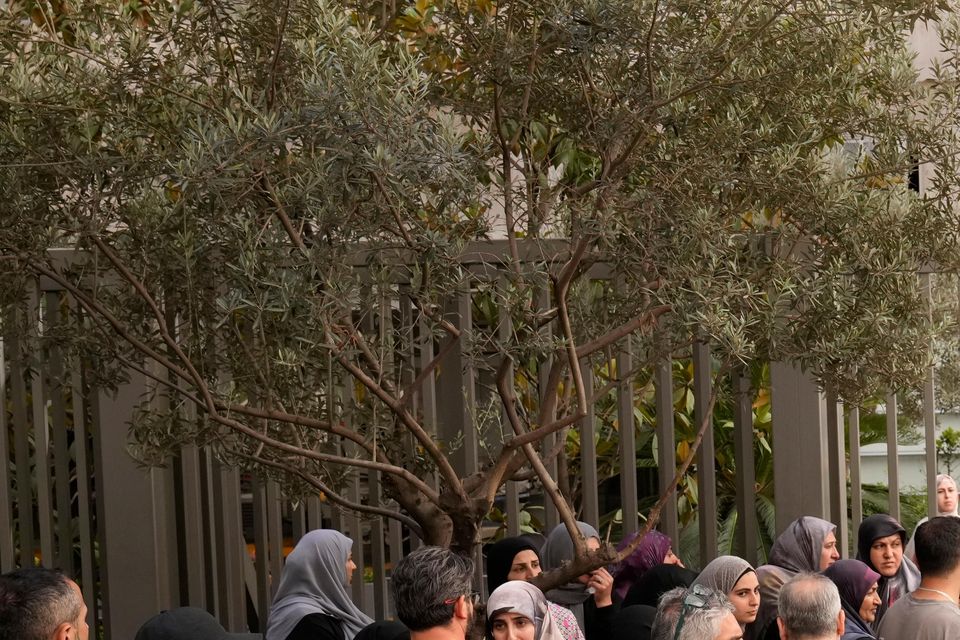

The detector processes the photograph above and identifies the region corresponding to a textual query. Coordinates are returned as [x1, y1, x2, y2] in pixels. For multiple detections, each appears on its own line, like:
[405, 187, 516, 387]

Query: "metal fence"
[0, 250, 944, 639]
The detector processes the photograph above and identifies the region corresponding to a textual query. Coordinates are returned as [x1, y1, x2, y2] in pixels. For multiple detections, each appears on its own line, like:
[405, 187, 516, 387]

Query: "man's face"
[714, 612, 743, 640]
[67, 580, 89, 640]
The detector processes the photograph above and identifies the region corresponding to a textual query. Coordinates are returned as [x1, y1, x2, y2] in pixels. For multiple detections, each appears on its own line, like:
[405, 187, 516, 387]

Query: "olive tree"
[2, 0, 960, 577]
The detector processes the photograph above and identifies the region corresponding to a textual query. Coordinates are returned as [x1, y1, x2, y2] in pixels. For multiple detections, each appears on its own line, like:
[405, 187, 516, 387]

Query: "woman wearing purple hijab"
[612, 531, 683, 601]
[823, 559, 882, 640]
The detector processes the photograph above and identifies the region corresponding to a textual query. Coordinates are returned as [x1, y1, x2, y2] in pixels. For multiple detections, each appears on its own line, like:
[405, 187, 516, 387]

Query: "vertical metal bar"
[617, 329, 638, 537]
[8, 307, 34, 567]
[30, 290, 54, 566]
[655, 351, 679, 547]
[849, 407, 863, 538]
[825, 391, 848, 557]
[70, 359, 95, 623]
[733, 369, 757, 565]
[0, 322, 15, 570]
[265, 480, 284, 599]
[458, 288, 479, 475]
[92, 370, 165, 639]
[178, 444, 208, 607]
[693, 340, 717, 563]
[369, 475, 388, 619]
[536, 288, 559, 532]
[499, 278, 521, 537]
[922, 273, 938, 518]
[580, 359, 600, 528]
[345, 475, 365, 609]
[306, 496, 323, 531]
[213, 464, 245, 630]
[770, 362, 828, 531]
[45, 292, 73, 572]
[886, 393, 900, 521]
[252, 479, 270, 629]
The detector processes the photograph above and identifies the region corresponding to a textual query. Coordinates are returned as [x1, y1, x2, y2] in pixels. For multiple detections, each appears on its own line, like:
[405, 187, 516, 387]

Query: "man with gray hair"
[652, 585, 742, 640]
[776, 573, 843, 640]
[0, 567, 88, 640]
[391, 546, 476, 640]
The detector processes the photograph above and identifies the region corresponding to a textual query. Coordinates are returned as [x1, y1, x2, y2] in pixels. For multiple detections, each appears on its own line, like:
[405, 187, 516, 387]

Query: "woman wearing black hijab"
[856, 514, 920, 629]
[484, 537, 585, 640]
[622, 564, 698, 608]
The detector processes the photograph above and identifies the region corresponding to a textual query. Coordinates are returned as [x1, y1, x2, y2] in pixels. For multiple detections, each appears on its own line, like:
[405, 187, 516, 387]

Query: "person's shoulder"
[547, 602, 585, 640]
[287, 613, 344, 640]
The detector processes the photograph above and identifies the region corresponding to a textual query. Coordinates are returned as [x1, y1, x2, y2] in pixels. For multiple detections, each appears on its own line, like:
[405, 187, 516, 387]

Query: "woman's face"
[491, 613, 536, 640]
[819, 531, 840, 570]
[859, 583, 882, 623]
[727, 571, 761, 625]
[507, 550, 542, 581]
[663, 549, 684, 568]
[938, 479, 958, 514]
[345, 552, 357, 586]
[869, 533, 903, 578]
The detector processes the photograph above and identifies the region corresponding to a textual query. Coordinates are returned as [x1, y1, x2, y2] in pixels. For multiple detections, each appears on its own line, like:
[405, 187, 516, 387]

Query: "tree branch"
[496, 357, 585, 555]
[245, 452, 425, 538]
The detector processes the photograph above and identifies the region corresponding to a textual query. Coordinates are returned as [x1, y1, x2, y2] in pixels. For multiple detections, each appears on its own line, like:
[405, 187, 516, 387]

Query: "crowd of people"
[5, 474, 960, 640]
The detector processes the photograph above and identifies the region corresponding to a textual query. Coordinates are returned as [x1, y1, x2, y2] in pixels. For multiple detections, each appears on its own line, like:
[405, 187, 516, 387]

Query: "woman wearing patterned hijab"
[541, 522, 618, 640]
[693, 556, 759, 629]
[745, 516, 840, 640]
[484, 537, 585, 640]
[266, 530, 373, 640]
[823, 559, 881, 640]
[486, 581, 567, 640]
[856, 514, 919, 629]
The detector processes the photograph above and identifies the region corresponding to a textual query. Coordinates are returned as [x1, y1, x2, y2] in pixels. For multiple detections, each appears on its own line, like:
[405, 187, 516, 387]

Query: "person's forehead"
[512, 550, 538, 563]
[714, 612, 742, 640]
[872, 532, 902, 544]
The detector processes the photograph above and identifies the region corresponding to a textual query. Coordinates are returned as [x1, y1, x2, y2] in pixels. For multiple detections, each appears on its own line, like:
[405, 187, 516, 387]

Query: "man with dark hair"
[391, 546, 476, 640]
[877, 516, 960, 639]
[776, 573, 842, 640]
[0, 567, 88, 640]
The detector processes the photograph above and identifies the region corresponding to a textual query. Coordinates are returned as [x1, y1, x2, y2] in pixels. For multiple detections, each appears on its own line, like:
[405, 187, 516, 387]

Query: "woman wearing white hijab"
[266, 529, 373, 640]
[487, 581, 566, 640]
[905, 473, 959, 561]
[693, 556, 760, 629]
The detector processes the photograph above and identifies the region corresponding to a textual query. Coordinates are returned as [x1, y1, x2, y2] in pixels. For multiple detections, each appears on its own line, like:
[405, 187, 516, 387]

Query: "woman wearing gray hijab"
[693, 556, 760, 630]
[745, 516, 840, 640]
[266, 530, 373, 640]
[540, 522, 618, 640]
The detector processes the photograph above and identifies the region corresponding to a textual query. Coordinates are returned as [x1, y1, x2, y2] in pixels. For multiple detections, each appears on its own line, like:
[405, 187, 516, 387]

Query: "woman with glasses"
[823, 559, 881, 640]
[692, 556, 760, 630]
[486, 581, 566, 640]
[485, 537, 584, 640]
[541, 523, 619, 640]
[266, 530, 373, 640]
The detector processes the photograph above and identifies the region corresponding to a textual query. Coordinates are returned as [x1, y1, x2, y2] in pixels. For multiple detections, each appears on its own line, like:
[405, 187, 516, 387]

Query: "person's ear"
[836, 609, 845, 636]
[776, 617, 788, 640]
[453, 595, 470, 621]
[52, 621, 72, 640]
